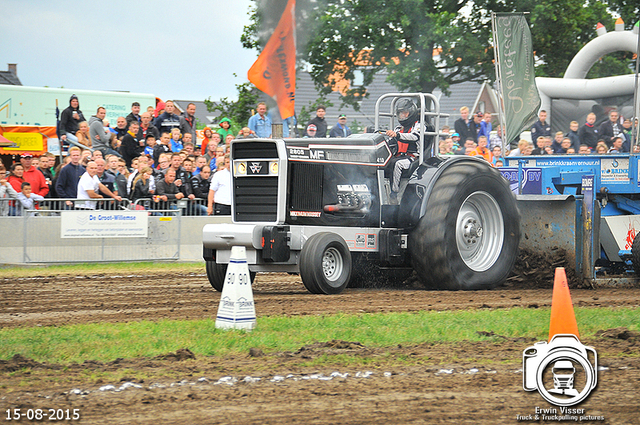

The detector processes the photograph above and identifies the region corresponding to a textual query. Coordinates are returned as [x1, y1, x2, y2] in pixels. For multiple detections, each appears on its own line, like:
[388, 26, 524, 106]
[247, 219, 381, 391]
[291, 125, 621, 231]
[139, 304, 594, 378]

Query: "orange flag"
[247, 0, 296, 119]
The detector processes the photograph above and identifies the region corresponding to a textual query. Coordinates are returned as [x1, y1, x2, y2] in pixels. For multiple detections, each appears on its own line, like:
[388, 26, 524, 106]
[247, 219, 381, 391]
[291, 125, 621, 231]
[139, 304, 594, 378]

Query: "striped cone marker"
[215, 246, 256, 330]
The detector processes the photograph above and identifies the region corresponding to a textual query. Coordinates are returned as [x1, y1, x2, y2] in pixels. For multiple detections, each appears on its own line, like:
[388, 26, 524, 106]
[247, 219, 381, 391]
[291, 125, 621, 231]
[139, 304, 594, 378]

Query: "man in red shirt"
[20, 154, 49, 197]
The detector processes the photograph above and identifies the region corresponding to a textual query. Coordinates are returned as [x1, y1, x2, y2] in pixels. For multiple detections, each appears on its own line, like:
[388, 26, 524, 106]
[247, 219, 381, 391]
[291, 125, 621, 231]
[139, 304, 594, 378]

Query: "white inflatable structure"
[536, 20, 639, 115]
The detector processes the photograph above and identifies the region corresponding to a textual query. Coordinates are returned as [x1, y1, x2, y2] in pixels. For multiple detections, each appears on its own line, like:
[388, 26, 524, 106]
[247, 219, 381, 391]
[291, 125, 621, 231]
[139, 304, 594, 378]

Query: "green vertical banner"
[493, 14, 541, 144]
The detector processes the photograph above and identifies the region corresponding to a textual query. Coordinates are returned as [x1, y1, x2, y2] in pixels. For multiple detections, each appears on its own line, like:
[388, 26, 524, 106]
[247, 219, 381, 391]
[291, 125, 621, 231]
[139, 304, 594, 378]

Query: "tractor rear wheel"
[300, 232, 352, 294]
[409, 161, 520, 290]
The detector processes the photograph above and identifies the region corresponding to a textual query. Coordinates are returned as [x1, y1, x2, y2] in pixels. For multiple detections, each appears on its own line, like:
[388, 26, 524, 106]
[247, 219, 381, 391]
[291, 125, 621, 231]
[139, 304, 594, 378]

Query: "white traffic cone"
[215, 246, 256, 330]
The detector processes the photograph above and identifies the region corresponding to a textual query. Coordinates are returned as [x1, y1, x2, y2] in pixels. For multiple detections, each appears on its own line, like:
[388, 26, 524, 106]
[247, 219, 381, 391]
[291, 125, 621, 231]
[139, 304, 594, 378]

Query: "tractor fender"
[398, 155, 491, 228]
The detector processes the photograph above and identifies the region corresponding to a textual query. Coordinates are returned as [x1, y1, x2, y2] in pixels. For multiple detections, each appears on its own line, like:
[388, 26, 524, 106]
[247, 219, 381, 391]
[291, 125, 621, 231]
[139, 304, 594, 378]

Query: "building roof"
[174, 72, 490, 133]
[0, 71, 21, 85]
[289, 71, 404, 130]
[433, 80, 488, 128]
[289, 73, 494, 131]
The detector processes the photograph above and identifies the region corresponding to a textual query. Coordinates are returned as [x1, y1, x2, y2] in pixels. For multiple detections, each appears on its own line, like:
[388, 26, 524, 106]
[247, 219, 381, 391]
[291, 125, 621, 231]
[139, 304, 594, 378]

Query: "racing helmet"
[395, 98, 419, 127]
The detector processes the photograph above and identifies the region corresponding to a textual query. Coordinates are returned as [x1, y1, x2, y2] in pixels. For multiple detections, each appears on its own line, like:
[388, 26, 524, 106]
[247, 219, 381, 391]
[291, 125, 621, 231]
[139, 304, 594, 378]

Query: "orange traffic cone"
[548, 267, 580, 341]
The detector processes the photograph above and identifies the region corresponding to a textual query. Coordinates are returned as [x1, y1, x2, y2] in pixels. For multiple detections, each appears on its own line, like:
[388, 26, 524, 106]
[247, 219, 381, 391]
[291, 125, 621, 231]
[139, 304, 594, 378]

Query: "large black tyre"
[206, 260, 256, 292]
[409, 161, 520, 290]
[206, 260, 226, 292]
[631, 233, 640, 276]
[300, 232, 352, 295]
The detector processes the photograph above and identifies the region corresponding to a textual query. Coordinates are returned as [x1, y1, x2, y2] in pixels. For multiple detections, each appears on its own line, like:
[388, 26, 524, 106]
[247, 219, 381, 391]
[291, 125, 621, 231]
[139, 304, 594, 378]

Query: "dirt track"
[1, 272, 639, 424]
[2, 272, 640, 329]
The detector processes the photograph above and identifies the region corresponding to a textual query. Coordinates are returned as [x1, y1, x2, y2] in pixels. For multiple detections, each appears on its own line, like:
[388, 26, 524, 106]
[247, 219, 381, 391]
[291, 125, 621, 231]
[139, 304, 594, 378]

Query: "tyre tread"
[409, 162, 519, 290]
[299, 232, 352, 295]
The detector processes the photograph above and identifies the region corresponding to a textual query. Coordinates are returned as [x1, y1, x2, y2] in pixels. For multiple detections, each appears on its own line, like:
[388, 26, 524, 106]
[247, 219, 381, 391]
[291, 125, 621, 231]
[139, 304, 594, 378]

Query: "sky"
[0, 0, 258, 102]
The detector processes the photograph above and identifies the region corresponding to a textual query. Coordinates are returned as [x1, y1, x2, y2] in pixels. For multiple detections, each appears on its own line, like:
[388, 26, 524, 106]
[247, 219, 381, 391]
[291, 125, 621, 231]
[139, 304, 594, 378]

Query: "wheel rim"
[322, 247, 344, 283]
[455, 191, 504, 272]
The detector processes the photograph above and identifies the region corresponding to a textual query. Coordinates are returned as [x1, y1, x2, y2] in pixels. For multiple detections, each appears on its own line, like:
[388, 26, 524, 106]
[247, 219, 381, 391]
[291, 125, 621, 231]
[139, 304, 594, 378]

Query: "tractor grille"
[232, 141, 278, 160]
[289, 163, 323, 212]
[233, 141, 279, 222]
[234, 176, 278, 222]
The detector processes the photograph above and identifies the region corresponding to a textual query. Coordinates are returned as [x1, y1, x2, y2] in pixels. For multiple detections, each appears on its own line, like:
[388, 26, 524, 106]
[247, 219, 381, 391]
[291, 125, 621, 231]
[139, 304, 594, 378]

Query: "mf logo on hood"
[249, 162, 263, 174]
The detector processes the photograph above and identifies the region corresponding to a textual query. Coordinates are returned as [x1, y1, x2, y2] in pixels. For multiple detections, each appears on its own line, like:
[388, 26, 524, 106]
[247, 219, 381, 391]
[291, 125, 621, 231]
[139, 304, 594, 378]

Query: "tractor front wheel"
[206, 259, 256, 292]
[300, 232, 352, 294]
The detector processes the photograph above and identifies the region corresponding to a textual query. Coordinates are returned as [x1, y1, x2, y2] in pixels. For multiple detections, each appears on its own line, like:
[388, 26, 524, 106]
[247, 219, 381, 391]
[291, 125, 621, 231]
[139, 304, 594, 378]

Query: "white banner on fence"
[60, 211, 149, 238]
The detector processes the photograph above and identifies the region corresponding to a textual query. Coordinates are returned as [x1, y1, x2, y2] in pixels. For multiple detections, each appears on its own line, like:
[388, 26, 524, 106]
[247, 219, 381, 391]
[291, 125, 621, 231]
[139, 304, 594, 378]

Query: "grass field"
[1, 308, 638, 365]
[2, 263, 639, 369]
[2, 264, 639, 423]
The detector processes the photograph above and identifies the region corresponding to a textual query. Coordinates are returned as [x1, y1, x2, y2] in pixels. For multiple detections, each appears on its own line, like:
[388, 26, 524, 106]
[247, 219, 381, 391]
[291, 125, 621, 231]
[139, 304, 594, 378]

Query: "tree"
[606, 0, 639, 24]
[242, 0, 635, 109]
[520, 0, 634, 78]
[306, 0, 502, 108]
[204, 77, 260, 133]
[242, 1, 502, 109]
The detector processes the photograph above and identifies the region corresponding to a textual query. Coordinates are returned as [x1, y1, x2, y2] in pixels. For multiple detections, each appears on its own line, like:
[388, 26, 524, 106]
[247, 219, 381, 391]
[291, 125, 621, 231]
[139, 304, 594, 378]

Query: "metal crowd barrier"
[0, 197, 188, 263]
[0, 198, 209, 216]
[0, 198, 130, 216]
[131, 198, 208, 216]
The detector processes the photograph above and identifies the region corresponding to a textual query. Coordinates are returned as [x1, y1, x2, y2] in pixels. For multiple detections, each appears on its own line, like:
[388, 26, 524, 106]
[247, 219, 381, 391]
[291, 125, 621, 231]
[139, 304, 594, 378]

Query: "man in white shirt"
[207, 154, 231, 215]
[77, 161, 121, 209]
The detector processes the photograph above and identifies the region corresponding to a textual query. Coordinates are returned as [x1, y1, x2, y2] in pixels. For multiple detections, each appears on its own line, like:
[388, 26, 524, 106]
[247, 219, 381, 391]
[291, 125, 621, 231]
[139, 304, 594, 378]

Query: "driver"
[385, 99, 420, 201]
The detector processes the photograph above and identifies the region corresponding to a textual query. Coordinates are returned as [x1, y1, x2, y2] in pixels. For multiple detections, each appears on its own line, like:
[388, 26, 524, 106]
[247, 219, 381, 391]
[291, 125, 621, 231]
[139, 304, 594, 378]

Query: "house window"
[352, 70, 364, 87]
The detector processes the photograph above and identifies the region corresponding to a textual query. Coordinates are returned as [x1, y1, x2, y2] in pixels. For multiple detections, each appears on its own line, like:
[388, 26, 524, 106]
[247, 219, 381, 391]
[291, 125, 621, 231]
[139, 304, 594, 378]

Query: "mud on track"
[2, 272, 640, 328]
[1, 272, 639, 424]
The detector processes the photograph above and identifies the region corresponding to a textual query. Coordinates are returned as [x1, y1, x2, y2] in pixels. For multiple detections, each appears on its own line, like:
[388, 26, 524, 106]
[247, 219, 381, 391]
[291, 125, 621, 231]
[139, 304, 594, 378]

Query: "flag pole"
[490, 12, 507, 157]
[55, 98, 62, 158]
[247, 0, 296, 123]
[632, 22, 640, 148]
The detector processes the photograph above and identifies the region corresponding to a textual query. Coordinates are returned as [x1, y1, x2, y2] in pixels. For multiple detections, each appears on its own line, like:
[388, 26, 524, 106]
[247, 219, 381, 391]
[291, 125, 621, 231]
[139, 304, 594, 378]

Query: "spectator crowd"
[1, 95, 638, 216]
[438, 106, 637, 167]
[1, 95, 235, 216]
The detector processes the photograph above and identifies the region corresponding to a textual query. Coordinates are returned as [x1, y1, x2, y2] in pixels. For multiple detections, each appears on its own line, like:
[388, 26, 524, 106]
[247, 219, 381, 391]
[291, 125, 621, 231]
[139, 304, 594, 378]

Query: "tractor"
[203, 93, 520, 294]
